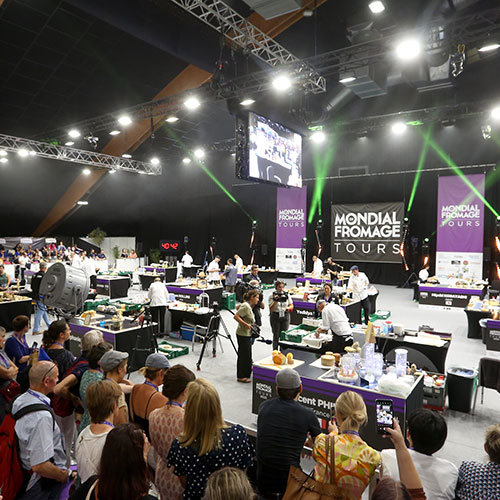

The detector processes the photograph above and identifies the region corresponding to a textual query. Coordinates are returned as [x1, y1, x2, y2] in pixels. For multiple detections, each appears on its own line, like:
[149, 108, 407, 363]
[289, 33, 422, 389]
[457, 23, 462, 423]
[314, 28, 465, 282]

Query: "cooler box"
[181, 323, 195, 341]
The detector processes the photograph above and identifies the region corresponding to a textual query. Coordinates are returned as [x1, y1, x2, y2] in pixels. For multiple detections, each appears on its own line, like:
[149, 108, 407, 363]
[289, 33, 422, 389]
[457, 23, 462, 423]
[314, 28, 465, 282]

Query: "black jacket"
[30, 271, 44, 300]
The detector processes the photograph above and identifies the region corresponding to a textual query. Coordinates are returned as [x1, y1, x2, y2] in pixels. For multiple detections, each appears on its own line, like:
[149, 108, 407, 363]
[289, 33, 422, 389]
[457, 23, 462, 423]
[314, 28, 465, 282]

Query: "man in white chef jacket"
[234, 254, 244, 273]
[312, 255, 323, 277]
[207, 255, 221, 283]
[81, 252, 97, 288]
[347, 265, 371, 324]
[316, 300, 353, 353]
[181, 250, 194, 277]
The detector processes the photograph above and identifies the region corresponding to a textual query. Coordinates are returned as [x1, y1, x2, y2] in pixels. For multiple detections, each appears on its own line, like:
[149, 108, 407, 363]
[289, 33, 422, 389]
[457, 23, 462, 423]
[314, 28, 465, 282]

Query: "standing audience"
[100, 350, 130, 425]
[0, 325, 19, 422]
[31, 262, 51, 334]
[203, 467, 256, 500]
[42, 320, 75, 380]
[5, 315, 32, 383]
[268, 280, 293, 350]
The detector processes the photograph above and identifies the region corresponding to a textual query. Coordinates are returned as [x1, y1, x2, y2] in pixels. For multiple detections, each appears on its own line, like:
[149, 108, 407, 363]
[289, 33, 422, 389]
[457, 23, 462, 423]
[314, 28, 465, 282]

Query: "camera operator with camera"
[268, 280, 293, 350]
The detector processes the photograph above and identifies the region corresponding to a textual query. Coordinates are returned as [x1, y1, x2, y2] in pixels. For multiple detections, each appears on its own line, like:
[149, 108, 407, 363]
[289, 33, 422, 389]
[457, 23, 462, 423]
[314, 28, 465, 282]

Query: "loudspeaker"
[261, 244, 268, 256]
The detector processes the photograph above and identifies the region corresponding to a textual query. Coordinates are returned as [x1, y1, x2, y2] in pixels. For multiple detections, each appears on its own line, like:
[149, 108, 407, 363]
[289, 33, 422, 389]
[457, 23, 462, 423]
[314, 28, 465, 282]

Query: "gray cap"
[145, 353, 171, 369]
[276, 368, 301, 389]
[350, 265, 359, 271]
[100, 350, 128, 372]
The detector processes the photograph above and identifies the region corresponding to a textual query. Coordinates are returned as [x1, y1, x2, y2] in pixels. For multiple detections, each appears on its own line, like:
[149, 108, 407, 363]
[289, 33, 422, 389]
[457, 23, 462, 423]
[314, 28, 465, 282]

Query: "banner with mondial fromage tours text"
[276, 186, 307, 273]
[331, 202, 404, 263]
[436, 174, 485, 280]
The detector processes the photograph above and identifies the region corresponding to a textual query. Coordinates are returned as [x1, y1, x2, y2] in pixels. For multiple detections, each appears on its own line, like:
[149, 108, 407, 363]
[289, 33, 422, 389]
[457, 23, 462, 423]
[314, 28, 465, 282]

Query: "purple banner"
[276, 186, 307, 248]
[436, 174, 485, 253]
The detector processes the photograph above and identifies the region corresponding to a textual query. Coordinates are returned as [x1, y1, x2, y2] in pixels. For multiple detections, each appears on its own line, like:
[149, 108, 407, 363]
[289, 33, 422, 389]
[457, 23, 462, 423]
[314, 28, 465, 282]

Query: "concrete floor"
[25, 281, 500, 468]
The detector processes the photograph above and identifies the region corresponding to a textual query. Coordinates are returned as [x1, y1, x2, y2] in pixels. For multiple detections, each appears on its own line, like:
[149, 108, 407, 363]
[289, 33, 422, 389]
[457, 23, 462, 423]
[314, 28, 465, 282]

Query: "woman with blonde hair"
[203, 467, 255, 500]
[313, 390, 381, 500]
[167, 378, 254, 500]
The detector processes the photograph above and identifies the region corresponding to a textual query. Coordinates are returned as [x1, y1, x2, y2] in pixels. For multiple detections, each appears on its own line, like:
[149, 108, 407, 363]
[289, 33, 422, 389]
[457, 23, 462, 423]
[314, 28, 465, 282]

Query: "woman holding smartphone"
[312, 391, 380, 499]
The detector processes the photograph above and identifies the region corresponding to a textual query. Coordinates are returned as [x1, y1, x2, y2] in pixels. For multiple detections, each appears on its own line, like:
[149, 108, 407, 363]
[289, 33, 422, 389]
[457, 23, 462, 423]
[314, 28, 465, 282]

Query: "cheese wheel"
[321, 354, 335, 367]
[286, 353, 294, 365]
[273, 352, 287, 365]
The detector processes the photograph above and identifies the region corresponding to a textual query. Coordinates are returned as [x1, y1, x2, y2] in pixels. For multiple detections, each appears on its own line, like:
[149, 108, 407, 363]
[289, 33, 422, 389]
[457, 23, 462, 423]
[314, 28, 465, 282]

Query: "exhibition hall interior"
[1, 0, 500, 499]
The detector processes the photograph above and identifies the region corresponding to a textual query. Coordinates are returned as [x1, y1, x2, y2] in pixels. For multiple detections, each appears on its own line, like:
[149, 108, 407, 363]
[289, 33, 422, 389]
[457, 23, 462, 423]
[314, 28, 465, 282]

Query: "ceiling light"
[240, 98, 255, 106]
[18, 149, 29, 157]
[194, 148, 205, 159]
[0, 158, 8, 164]
[272, 74, 292, 91]
[395, 38, 421, 61]
[182, 157, 191, 164]
[391, 122, 407, 134]
[109, 130, 121, 136]
[139, 171, 147, 175]
[165, 116, 179, 123]
[0, 150, 7, 156]
[310, 131, 326, 144]
[122, 153, 132, 159]
[65, 141, 74, 146]
[184, 97, 200, 110]
[369, 1, 385, 14]
[231, 153, 236, 156]
[76, 200, 88, 205]
[491, 107, 500, 120]
[109, 169, 116, 174]
[29, 151, 36, 156]
[151, 157, 160, 165]
[83, 168, 91, 175]
[68, 129, 80, 138]
[339, 76, 356, 83]
[118, 115, 132, 126]
[479, 42, 500, 53]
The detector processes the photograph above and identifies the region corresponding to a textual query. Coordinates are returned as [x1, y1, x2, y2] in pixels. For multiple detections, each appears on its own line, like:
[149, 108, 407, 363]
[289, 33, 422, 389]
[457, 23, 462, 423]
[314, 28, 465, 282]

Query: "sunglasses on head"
[42, 362, 57, 381]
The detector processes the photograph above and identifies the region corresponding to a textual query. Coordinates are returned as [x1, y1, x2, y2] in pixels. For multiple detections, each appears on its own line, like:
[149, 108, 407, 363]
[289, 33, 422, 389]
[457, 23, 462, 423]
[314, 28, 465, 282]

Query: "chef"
[234, 254, 244, 272]
[419, 264, 430, 283]
[181, 250, 194, 277]
[207, 255, 221, 282]
[316, 300, 353, 353]
[312, 255, 323, 277]
[347, 265, 371, 324]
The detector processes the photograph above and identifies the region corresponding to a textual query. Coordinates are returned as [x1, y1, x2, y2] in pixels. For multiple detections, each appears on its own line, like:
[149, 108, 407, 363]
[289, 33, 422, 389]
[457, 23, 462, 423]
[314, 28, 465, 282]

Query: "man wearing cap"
[256, 368, 321, 497]
[316, 300, 354, 353]
[129, 353, 169, 437]
[100, 350, 130, 425]
[347, 265, 371, 324]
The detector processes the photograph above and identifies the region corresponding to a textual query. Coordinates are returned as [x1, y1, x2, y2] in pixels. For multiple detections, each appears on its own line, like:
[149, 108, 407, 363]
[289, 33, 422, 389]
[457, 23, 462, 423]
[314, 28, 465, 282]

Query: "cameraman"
[268, 280, 293, 350]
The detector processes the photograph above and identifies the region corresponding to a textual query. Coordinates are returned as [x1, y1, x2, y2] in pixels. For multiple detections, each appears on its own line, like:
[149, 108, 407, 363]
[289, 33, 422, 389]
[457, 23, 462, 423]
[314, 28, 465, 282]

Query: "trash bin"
[447, 367, 478, 412]
[479, 318, 488, 345]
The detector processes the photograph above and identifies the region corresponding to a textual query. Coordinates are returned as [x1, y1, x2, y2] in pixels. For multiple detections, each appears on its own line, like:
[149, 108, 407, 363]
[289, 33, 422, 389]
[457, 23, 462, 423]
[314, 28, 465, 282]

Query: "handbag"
[0, 379, 21, 403]
[282, 434, 347, 500]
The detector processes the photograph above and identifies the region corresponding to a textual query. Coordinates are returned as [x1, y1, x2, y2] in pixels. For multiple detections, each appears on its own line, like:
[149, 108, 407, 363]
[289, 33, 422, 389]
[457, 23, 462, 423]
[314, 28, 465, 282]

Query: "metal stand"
[127, 306, 158, 377]
[401, 272, 418, 289]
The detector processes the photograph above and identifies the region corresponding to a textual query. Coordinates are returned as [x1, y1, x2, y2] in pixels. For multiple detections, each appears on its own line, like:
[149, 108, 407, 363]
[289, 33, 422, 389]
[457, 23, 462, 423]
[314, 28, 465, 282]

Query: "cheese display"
[321, 352, 335, 366]
[272, 350, 287, 365]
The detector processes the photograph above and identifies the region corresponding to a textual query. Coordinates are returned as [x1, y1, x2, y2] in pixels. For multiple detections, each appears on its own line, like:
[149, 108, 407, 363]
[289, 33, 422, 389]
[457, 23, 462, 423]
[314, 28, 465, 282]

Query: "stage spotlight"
[29, 151, 36, 156]
[0, 150, 7, 156]
[240, 98, 255, 106]
[165, 116, 179, 123]
[339, 75, 356, 83]
[194, 148, 205, 159]
[316, 219, 323, 230]
[184, 97, 200, 110]
[301, 237, 308, 249]
[17, 149, 29, 157]
[0, 158, 8, 164]
[491, 107, 500, 120]
[479, 41, 500, 53]
[65, 141, 74, 146]
[369, 1, 385, 14]
[182, 157, 191, 164]
[151, 157, 160, 165]
[391, 122, 407, 135]
[68, 129, 80, 138]
[109, 169, 116, 174]
[76, 200, 88, 205]
[118, 115, 132, 126]
[395, 38, 421, 61]
[122, 153, 132, 158]
[311, 131, 326, 144]
[272, 74, 292, 91]
[482, 125, 492, 140]
[109, 130, 120, 136]
[83, 168, 91, 175]
[252, 220, 258, 231]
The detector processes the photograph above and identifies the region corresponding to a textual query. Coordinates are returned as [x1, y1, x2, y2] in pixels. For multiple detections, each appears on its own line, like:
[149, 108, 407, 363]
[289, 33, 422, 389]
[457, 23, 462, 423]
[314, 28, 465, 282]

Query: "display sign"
[276, 186, 307, 273]
[435, 174, 484, 280]
[330, 202, 404, 263]
[159, 240, 180, 252]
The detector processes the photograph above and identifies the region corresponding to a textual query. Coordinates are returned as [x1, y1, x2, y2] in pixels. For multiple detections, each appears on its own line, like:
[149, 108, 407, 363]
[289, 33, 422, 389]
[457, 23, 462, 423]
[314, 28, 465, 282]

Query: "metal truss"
[169, 0, 326, 94]
[0, 134, 161, 175]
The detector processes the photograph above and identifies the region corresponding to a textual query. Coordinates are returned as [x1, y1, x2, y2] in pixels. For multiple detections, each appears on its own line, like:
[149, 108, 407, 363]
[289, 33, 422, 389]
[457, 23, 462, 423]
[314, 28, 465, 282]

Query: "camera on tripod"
[273, 291, 289, 303]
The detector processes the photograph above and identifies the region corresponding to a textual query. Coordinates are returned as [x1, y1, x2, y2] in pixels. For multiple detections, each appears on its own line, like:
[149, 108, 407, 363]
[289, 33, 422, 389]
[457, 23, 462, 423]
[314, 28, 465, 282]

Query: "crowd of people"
[0, 314, 498, 500]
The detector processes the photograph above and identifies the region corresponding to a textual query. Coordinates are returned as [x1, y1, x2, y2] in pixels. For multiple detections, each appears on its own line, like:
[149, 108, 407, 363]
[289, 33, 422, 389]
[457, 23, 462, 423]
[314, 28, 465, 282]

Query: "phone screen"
[376, 399, 393, 434]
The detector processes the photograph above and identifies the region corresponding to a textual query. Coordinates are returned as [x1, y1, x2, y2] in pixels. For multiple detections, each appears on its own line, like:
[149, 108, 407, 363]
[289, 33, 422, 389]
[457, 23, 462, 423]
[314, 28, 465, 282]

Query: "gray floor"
[25, 281, 500, 468]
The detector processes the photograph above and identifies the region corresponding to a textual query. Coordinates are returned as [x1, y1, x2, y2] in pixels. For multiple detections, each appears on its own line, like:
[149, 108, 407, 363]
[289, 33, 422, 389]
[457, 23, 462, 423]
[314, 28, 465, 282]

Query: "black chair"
[472, 357, 500, 413]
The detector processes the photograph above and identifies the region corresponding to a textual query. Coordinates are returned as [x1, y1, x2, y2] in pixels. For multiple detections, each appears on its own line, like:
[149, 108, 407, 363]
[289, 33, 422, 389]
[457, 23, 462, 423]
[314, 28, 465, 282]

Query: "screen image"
[248, 112, 302, 188]
[376, 401, 393, 427]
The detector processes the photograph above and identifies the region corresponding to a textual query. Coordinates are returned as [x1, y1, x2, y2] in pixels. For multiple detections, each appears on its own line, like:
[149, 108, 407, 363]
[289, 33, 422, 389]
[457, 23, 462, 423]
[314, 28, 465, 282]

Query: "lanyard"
[27, 389, 50, 407]
[166, 401, 182, 408]
[53, 342, 65, 348]
[99, 420, 115, 428]
[13, 334, 28, 348]
[342, 430, 360, 437]
[144, 381, 158, 391]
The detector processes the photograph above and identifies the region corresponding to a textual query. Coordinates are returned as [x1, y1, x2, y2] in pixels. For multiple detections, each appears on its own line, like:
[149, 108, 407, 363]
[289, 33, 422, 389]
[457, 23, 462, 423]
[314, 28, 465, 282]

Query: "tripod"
[402, 272, 418, 289]
[127, 306, 159, 377]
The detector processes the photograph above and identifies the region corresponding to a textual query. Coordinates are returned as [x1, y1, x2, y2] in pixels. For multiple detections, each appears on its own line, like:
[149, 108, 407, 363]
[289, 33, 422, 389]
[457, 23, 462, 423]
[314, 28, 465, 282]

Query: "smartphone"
[376, 399, 393, 434]
[31, 341, 38, 351]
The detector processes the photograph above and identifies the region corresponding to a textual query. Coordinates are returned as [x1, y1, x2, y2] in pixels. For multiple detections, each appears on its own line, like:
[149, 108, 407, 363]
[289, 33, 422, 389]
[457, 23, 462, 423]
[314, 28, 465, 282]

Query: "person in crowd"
[234, 253, 244, 272]
[316, 300, 354, 353]
[69, 423, 155, 500]
[79, 342, 112, 433]
[57, 241, 66, 253]
[129, 249, 138, 259]
[207, 255, 221, 282]
[42, 320, 75, 379]
[234, 289, 260, 383]
[315, 283, 336, 318]
[148, 277, 169, 335]
[181, 250, 193, 277]
[81, 253, 97, 289]
[257, 368, 321, 497]
[313, 391, 380, 499]
[5, 315, 32, 381]
[120, 248, 129, 258]
[203, 467, 256, 500]
[167, 378, 254, 500]
[150, 364, 196, 500]
[100, 350, 130, 425]
[13, 361, 75, 500]
[71, 250, 82, 269]
[75, 380, 122, 483]
[129, 353, 170, 437]
[223, 257, 238, 293]
[268, 280, 293, 350]
[382, 408, 457, 500]
[96, 248, 106, 260]
[0, 264, 11, 290]
[244, 264, 261, 284]
[31, 262, 51, 335]
[312, 255, 323, 276]
[0, 325, 19, 422]
[347, 265, 371, 324]
[456, 423, 500, 500]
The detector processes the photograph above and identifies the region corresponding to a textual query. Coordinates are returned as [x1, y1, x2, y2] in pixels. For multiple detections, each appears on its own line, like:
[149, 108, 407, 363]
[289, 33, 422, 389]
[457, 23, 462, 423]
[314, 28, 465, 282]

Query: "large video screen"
[248, 112, 302, 188]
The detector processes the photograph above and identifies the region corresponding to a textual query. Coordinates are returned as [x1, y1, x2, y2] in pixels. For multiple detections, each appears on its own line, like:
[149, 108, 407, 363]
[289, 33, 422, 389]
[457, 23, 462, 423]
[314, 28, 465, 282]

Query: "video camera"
[273, 290, 289, 303]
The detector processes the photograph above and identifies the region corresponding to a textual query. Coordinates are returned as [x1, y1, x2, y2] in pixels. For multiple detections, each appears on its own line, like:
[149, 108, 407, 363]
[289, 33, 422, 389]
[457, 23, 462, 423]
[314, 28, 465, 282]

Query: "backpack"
[0, 403, 53, 500]
[52, 359, 88, 417]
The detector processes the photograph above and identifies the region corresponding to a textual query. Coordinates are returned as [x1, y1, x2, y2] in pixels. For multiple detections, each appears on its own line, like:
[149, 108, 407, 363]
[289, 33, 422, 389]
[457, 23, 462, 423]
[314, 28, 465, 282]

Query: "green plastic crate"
[280, 324, 316, 343]
[157, 341, 189, 359]
[369, 310, 391, 321]
[84, 300, 109, 311]
[222, 292, 236, 310]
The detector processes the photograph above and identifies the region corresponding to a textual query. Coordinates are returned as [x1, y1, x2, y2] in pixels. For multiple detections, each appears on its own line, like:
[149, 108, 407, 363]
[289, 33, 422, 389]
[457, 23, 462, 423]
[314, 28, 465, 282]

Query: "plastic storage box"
[222, 292, 236, 310]
[157, 341, 189, 359]
[181, 324, 195, 341]
[422, 372, 447, 411]
[280, 324, 316, 343]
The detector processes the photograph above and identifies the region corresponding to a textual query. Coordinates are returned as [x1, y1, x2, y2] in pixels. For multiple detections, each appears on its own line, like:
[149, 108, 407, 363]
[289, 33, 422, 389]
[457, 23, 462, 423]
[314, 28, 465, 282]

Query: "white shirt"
[72, 254, 82, 269]
[320, 303, 352, 337]
[18, 255, 28, 267]
[235, 257, 244, 272]
[181, 254, 193, 267]
[81, 257, 96, 277]
[419, 268, 429, 282]
[348, 272, 370, 301]
[381, 448, 458, 500]
[207, 260, 220, 280]
[148, 281, 169, 306]
[75, 426, 111, 483]
[313, 258, 323, 276]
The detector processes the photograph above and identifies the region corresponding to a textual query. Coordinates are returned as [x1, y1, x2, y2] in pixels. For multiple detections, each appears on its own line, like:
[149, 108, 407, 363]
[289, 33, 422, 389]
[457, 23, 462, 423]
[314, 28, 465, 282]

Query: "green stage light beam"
[407, 126, 432, 213]
[308, 143, 336, 224]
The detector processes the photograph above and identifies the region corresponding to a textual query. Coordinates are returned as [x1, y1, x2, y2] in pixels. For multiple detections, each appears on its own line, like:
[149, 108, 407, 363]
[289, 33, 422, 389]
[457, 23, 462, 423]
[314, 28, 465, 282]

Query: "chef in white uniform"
[181, 250, 194, 277]
[347, 265, 371, 324]
[207, 255, 221, 282]
[312, 255, 323, 277]
[316, 300, 353, 353]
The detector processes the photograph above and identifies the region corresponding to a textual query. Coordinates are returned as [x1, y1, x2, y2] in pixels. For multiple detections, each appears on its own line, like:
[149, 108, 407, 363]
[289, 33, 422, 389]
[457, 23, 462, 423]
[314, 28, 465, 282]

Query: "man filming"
[268, 280, 293, 350]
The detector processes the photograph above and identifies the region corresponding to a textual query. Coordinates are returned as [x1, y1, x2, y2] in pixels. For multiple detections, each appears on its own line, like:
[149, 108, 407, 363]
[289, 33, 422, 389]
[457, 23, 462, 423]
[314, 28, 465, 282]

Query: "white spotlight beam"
[0, 134, 161, 175]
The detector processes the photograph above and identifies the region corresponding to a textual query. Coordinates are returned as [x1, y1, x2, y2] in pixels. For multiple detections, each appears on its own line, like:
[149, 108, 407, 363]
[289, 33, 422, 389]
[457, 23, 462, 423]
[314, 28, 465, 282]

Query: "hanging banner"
[276, 186, 307, 273]
[331, 202, 404, 263]
[436, 174, 485, 280]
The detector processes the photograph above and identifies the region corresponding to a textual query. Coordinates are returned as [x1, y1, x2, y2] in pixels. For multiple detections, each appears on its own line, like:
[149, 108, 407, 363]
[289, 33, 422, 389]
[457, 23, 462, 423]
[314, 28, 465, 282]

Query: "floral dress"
[78, 370, 103, 433]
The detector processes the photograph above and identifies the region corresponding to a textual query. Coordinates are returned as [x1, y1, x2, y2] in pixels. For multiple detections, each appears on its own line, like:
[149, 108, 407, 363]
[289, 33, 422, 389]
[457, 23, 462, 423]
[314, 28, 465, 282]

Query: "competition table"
[464, 302, 491, 339]
[481, 319, 500, 352]
[296, 277, 331, 286]
[139, 273, 165, 291]
[168, 307, 214, 332]
[252, 348, 423, 450]
[143, 266, 177, 282]
[96, 275, 130, 299]
[0, 297, 33, 331]
[290, 298, 361, 325]
[165, 283, 223, 306]
[419, 284, 483, 309]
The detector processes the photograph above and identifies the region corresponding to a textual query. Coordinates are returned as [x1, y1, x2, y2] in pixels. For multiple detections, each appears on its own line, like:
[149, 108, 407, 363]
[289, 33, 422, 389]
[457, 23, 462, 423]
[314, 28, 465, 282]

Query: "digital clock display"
[159, 240, 180, 253]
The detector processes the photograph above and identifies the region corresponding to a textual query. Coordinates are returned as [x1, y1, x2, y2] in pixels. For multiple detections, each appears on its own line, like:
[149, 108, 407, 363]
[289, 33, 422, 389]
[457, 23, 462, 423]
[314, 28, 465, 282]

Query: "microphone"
[256, 337, 273, 345]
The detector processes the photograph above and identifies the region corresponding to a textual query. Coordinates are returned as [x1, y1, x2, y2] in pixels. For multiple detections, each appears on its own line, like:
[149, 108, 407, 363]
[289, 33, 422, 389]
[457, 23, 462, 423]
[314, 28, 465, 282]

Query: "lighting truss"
[0, 134, 161, 175]
[169, 0, 326, 94]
